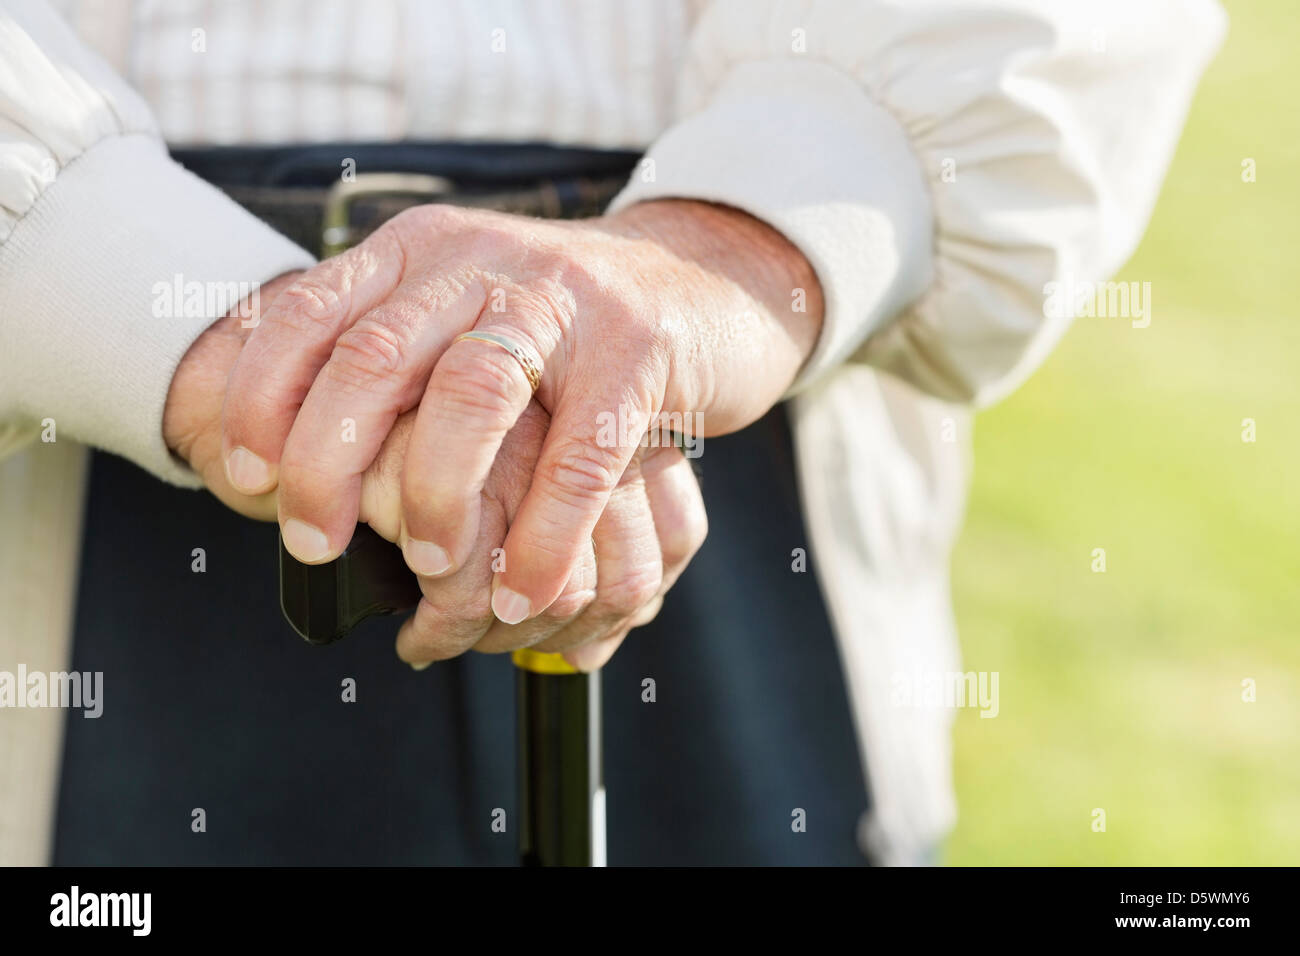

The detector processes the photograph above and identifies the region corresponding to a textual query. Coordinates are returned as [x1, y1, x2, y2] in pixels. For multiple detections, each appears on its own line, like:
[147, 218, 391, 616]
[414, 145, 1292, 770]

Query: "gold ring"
[453, 330, 542, 393]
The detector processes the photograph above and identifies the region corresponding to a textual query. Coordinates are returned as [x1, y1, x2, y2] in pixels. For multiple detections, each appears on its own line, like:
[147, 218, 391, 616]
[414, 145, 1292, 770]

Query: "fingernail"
[410, 660, 433, 672]
[282, 518, 331, 562]
[492, 586, 531, 625]
[404, 538, 451, 577]
[226, 447, 271, 492]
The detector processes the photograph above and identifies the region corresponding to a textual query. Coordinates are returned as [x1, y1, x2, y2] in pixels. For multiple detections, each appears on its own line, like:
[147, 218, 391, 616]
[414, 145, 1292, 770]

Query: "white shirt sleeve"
[609, 0, 1227, 404]
[0, 0, 314, 484]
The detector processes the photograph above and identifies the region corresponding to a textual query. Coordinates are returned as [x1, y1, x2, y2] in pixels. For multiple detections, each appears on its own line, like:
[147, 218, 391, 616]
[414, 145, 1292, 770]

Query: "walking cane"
[278, 523, 603, 866]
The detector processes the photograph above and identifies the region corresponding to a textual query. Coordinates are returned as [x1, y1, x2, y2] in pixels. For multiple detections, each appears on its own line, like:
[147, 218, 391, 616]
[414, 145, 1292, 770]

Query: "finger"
[357, 411, 417, 543]
[277, 282, 484, 563]
[626, 595, 665, 630]
[396, 593, 493, 669]
[560, 593, 663, 672]
[540, 444, 702, 668]
[639, 443, 708, 594]
[562, 627, 632, 674]
[533, 454, 663, 655]
[394, 495, 503, 666]
[221, 232, 407, 495]
[493, 379, 658, 624]
[400, 309, 561, 580]
[397, 401, 553, 665]
[472, 539, 598, 654]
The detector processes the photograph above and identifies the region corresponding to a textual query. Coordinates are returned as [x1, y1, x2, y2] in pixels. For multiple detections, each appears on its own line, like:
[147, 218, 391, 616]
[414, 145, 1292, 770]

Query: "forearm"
[0, 2, 314, 480]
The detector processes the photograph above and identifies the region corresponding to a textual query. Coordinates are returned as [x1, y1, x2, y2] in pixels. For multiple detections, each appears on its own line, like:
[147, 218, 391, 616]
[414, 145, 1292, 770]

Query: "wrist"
[599, 200, 825, 431]
[602, 199, 825, 364]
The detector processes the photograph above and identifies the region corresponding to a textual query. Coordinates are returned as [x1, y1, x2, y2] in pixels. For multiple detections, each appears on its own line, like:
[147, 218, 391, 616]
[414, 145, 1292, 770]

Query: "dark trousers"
[54, 406, 870, 865]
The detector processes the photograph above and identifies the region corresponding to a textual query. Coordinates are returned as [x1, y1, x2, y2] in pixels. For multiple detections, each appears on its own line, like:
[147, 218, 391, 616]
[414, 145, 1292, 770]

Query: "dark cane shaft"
[514, 649, 603, 867]
[279, 524, 606, 866]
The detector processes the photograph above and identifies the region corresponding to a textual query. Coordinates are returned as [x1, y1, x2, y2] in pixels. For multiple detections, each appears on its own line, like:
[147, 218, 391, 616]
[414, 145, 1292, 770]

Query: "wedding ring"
[453, 330, 543, 393]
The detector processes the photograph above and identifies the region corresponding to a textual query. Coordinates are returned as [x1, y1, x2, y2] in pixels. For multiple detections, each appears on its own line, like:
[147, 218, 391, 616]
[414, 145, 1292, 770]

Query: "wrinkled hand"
[365, 411, 706, 672]
[163, 271, 300, 521]
[164, 274, 706, 670]
[219, 199, 821, 626]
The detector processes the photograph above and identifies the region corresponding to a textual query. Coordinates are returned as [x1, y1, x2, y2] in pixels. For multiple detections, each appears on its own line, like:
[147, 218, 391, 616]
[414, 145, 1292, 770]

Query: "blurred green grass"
[945, 0, 1300, 865]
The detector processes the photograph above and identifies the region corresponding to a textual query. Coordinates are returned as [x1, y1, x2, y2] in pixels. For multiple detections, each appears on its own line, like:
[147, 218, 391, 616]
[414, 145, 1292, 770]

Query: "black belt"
[171, 141, 642, 256]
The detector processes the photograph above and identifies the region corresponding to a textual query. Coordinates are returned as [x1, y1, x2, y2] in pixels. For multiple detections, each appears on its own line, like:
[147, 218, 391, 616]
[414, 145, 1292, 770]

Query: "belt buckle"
[321, 171, 454, 255]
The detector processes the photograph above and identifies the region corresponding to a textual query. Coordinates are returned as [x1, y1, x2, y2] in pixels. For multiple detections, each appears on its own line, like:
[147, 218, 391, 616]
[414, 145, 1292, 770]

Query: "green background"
[946, 0, 1299, 865]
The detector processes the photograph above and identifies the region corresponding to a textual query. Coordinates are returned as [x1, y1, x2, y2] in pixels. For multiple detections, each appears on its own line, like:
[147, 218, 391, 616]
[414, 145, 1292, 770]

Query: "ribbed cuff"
[0, 133, 315, 485]
[608, 58, 934, 396]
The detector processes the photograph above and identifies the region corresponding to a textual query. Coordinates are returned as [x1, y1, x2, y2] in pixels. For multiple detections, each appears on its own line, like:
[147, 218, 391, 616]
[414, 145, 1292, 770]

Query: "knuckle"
[557, 255, 604, 295]
[275, 276, 346, 328]
[347, 222, 409, 283]
[461, 218, 525, 258]
[598, 564, 662, 618]
[330, 319, 409, 384]
[524, 276, 579, 330]
[663, 509, 709, 564]
[615, 299, 674, 359]
[394, 202, 460, 235]
[541, 443, 621, 505]
[421, 585, 493, 634]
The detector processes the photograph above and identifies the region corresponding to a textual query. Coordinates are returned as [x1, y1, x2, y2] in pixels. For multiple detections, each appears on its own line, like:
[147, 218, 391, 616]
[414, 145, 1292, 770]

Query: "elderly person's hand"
[164, 277, 706, 670]
[219, 199, 822, 625]
[362, 407, 705, 671]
